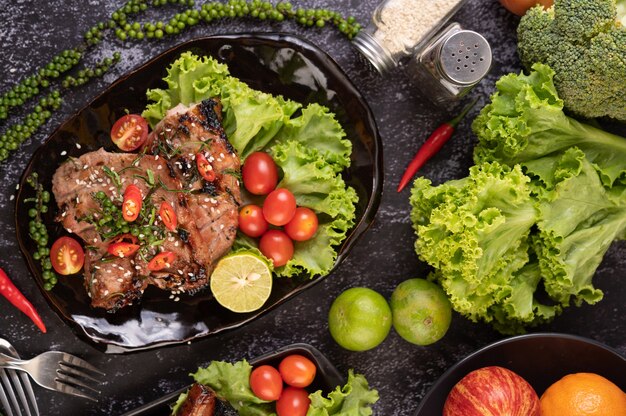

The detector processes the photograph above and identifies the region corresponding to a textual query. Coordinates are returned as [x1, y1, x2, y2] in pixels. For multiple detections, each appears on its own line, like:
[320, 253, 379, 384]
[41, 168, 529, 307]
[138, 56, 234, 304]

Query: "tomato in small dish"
[279, 355, 317, 388]
[107, 242, 140, 258]
[249, 365, 283, 401]
[284, 207, 318, 242]
[238, 205, 268, 238]
[110, 114, 149, 151]
[196, 153, 216, 182]
[499, 0, 553, 16]
[122, 184, 142, 222]
[242, 152, 278, 195]
[159, 201, 177, 231]
[276, 387, 311, 416]
[263, 188, 296, 226]
[147, 251, 176, 271]
[50, 236, 85, 275]
[259, 230, 294, 267]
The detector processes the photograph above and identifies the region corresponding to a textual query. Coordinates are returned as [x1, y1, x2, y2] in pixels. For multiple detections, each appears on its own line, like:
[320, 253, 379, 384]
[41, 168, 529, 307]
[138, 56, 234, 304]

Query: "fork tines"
[0, 368, 39, 416]
[55, 354, 105, 402]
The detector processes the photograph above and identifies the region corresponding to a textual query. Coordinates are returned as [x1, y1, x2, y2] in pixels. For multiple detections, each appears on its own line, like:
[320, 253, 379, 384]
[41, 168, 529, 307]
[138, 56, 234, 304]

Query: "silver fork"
[0, 350, 105, 402]
[0, 339, 39, 416]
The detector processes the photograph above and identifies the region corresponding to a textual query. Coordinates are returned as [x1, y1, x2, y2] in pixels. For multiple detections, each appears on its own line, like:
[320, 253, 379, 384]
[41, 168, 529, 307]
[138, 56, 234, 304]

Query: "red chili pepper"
[397, 99, 478, 192]
[0, 267, 46, 333]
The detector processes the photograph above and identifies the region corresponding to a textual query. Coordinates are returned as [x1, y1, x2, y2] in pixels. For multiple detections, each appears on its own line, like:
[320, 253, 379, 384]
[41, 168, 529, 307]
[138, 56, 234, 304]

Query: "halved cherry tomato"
[276, 387, 310, 416]
[50, 236, 85, 275]
[122, 184, 142, 222]
[147, 251, 176, 271]
[238, 205, 268, 238]
[259, 230, 294, 267]
[159, 201, 177, 231]
[250, 365, 283, 401]
[242, 152, 278, 195]
[284, 207, 318, 242]
[196, 153, 216, 182]
[107, 242, 140, 258]
[263, 188, 297, 226]
[110, 114, 149, 151]
[279, 355, 317, 388]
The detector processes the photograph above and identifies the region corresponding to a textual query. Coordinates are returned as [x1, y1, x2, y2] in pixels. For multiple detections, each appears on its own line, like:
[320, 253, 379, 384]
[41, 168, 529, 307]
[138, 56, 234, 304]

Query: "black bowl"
[14, 33, 382, 353]
[121, 343, 345, 416]
[414, 333, 626, 415]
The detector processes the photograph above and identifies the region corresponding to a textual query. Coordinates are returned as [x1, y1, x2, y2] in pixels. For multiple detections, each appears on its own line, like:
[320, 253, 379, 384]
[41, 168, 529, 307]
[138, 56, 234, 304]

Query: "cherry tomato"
[196, 153, 216, 182]
[110, 114, 149, 151]
[242, 152, 278, 195]
[147, 251, 176, 271]
[159, 201, 177, 231]
[279, 355, 317, 388]
[238, 205, 268, 238]
[107, 242, 140, 258]
[122, 184, 142, 222]
[284, 207, 318, 242]
[276, 387, 310, 416]
[50, 236, 85, 275]
[249, 365, 283, 401]
[263, 188, 296, 226]
[499, 0, 552, 16]
[259, 230, 294, 267]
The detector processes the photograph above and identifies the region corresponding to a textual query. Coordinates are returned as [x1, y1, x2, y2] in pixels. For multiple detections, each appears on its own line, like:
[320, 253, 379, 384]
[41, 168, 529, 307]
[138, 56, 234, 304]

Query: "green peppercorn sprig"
[0, 49, 82, 121]
[0, 92, 62, 162]
[61, 52, 122, 89]
[25, 173, 59, 291]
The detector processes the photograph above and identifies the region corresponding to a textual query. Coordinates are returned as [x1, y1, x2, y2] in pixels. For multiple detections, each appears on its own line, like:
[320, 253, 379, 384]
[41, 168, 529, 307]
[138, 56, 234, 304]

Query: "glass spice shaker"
[410, 23, 492, 106]
[352, 0, 470, 73]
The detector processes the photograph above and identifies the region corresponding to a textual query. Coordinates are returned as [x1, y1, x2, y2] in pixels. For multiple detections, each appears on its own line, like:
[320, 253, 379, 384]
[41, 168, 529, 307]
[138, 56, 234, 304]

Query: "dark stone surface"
[0, 1, 623, 415]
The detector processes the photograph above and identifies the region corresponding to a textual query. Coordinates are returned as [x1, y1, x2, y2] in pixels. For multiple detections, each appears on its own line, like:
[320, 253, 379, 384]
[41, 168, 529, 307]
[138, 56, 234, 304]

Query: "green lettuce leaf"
[533, 148, 626, 307]
[307, 370, 379, 416]
[410, 162, 537, 321]
[472, 63, 626, 188]
[190, 360, 275, 416]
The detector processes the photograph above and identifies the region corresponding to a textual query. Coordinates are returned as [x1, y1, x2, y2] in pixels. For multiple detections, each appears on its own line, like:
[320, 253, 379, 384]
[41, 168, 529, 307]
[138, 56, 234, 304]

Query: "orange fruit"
[541, 372, 626, 416]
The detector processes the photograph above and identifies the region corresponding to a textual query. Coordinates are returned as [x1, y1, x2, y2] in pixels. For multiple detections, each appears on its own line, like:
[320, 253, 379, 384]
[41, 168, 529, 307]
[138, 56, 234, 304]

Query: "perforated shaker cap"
[439, 30, 492, 85]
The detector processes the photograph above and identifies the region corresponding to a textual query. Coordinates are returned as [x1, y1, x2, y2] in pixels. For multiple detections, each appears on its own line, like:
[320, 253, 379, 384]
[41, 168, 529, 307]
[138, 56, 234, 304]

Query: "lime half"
[210, 253, 272, 313]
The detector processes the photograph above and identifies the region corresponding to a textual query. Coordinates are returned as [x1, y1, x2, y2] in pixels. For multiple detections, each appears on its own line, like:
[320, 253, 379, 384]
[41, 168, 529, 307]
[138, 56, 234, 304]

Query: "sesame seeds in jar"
[353, 0, 468, 73]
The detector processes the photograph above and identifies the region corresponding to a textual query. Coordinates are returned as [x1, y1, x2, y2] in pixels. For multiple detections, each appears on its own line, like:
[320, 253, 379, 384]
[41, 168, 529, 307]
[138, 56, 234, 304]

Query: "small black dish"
[414, 333, 626, 416]
[14, 33, 383, 353]
[121, 343, 344, 416]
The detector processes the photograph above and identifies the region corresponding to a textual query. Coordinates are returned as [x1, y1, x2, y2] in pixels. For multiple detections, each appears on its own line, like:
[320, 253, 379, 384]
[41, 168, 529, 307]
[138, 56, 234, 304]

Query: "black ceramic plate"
[14, 34, 382, 353]
[121, 343, 345, 416]
[414, 333, 626, 415]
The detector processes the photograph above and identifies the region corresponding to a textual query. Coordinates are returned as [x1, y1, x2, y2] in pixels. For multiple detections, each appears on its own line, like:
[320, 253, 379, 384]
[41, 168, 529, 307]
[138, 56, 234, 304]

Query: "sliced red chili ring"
[196, 153, 216, 182]
[159, 201, 177, 231]
[107, 242, 140, 258]
[111, 233, 139, 245]
[147, 251, 176, 271]
[122, 184, 142, 222]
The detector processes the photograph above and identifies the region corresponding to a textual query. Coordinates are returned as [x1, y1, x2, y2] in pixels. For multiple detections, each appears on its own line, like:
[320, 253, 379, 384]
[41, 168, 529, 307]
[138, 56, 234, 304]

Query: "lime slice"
[210, 253, 272, 313]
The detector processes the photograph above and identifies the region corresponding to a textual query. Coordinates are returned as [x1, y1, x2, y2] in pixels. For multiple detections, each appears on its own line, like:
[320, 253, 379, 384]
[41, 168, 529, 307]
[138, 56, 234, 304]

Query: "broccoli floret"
[518, 0, 626, 121]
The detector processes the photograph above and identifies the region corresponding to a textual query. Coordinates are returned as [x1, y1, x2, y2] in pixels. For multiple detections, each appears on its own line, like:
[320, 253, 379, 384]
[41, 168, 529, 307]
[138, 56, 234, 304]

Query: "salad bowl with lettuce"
[15, 34, 382, 352]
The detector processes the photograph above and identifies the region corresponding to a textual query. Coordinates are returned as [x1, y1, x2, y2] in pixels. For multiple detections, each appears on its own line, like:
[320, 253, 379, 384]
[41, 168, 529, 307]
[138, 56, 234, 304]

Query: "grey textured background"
[0, 0, 624, 414]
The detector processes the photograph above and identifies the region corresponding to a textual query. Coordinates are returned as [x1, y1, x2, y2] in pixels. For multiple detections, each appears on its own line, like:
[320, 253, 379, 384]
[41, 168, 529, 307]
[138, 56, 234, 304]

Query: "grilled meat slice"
[51, 99, 240, 311]
[176, 383, 237, 416]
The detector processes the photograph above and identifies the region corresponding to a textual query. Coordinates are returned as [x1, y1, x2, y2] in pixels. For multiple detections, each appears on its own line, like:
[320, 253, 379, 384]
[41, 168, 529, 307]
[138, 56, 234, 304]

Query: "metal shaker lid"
[438, 30, 491, 85]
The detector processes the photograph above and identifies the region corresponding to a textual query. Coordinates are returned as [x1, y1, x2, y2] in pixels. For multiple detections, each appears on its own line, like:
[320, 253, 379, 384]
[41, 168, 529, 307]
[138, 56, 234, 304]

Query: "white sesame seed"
[103, 290, 109, 295]
[177, 269, 183, 275]
[174, 297, 180, 302]
[76, 143, 82, 149]
[117, 278, 124, 283]
[61, 151, 67, 156]
[9, 195, 14, 201]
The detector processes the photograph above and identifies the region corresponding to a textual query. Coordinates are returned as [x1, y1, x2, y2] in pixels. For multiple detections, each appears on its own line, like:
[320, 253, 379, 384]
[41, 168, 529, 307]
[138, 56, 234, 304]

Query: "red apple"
[443, 366, 540, 416]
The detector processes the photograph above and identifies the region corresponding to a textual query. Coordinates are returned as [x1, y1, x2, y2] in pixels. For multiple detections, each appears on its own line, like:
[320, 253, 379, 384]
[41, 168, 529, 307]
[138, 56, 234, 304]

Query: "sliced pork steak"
[52, 99, 241, 311]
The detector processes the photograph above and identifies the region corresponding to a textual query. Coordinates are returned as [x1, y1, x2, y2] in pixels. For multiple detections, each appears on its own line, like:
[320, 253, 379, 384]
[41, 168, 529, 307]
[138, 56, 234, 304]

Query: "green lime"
[210, 252, 272, 313]
[328, 287, 392, 352]
[390, 278, 452, 346]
